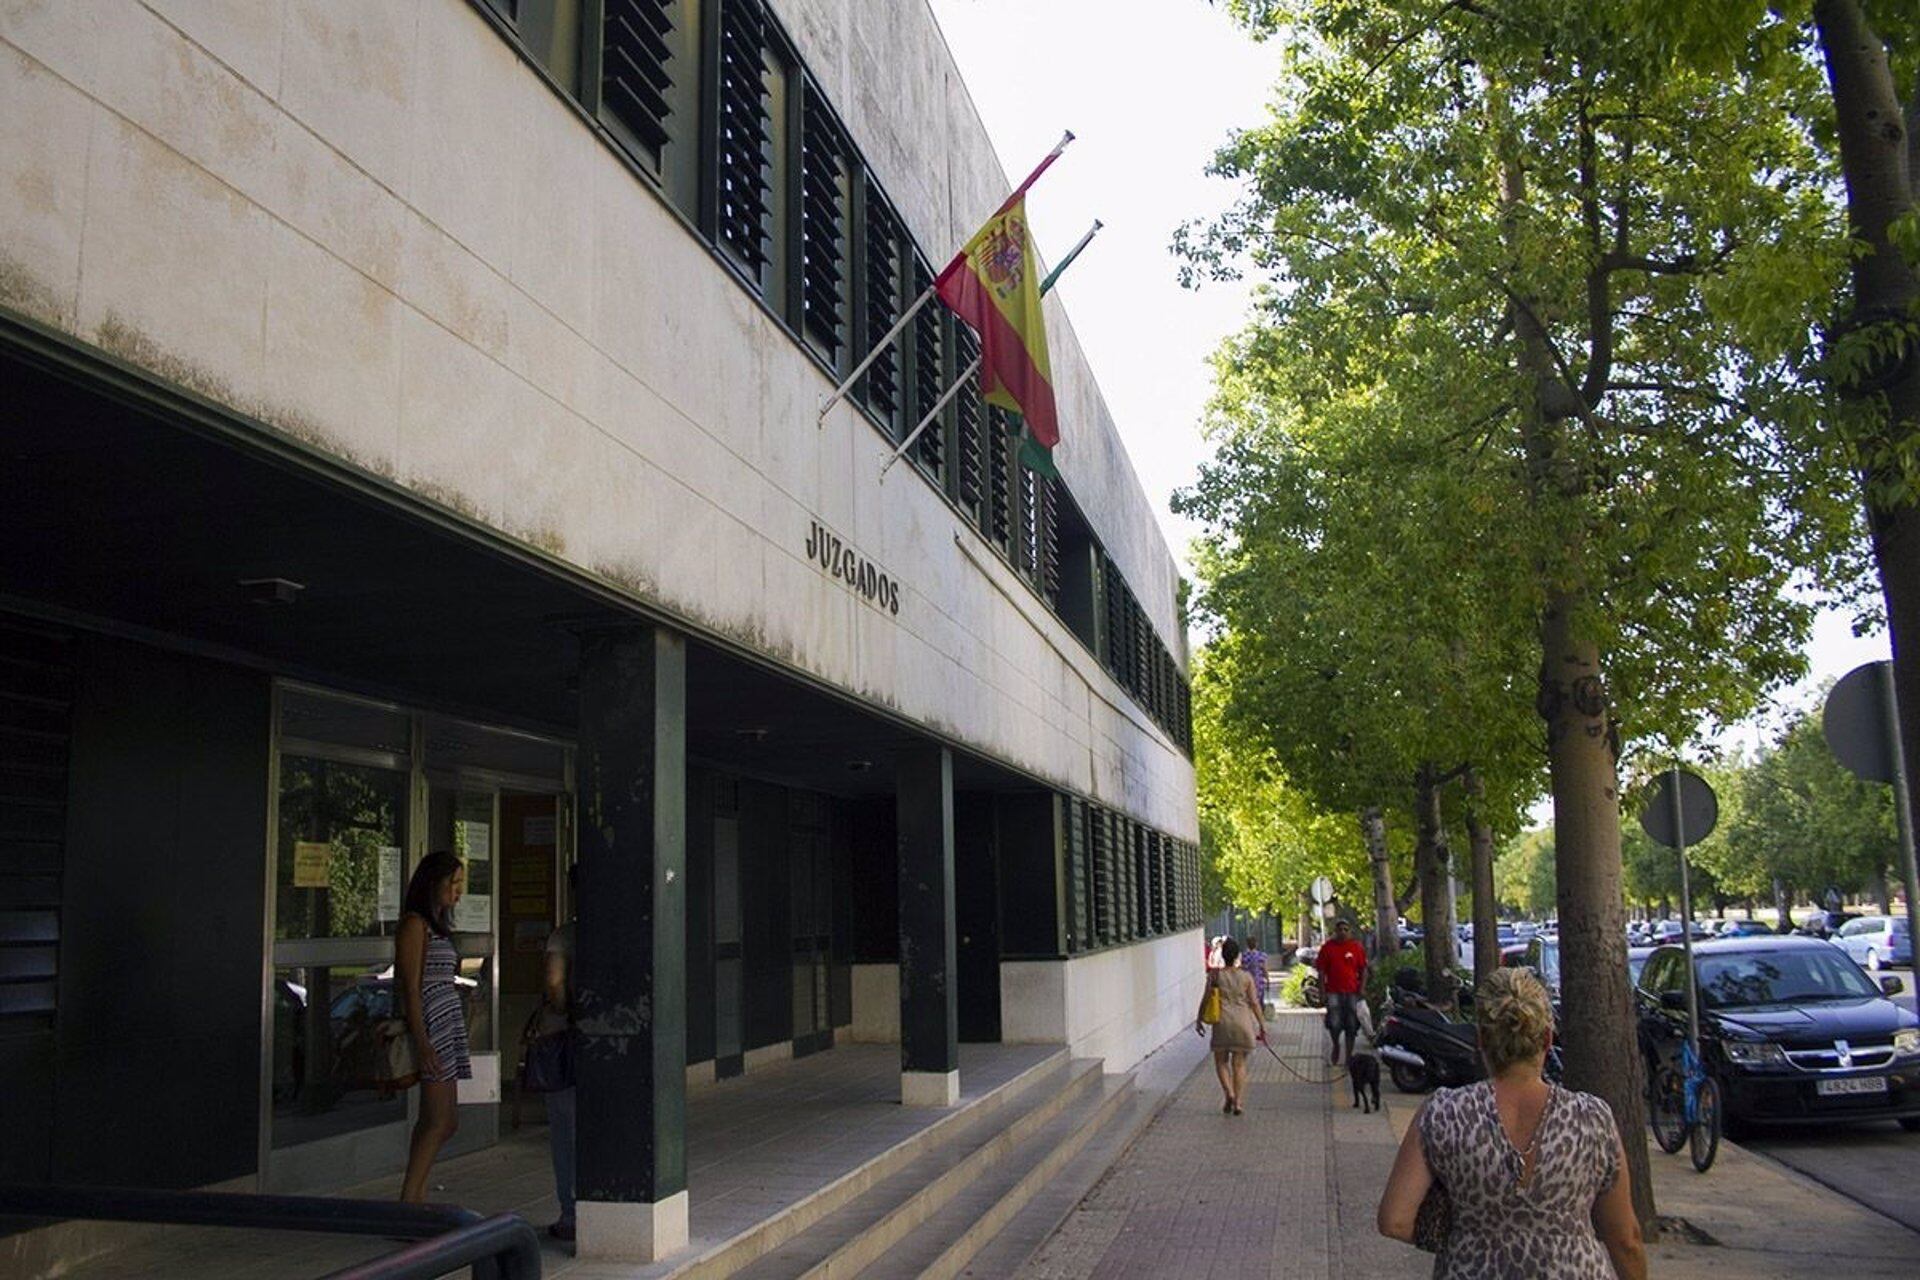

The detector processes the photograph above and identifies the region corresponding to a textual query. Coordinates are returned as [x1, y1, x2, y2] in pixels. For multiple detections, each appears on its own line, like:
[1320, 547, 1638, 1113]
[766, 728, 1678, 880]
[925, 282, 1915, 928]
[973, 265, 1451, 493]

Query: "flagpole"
[818, 130, 1075, 428]
[815, 285, 936, 427]
[878, 355, 981, 480]
[880, 217, 1104, 481]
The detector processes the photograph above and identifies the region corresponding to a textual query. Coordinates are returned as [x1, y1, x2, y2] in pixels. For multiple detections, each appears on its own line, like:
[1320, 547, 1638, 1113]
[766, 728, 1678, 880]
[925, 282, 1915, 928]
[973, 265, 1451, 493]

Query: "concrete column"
[573, 627, 688, 1261]
[896, 744, 958, 1106]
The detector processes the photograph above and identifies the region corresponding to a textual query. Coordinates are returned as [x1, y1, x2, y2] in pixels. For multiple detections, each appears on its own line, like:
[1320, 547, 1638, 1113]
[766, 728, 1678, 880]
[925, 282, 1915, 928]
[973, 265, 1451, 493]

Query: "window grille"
[799, 81, 846, 358]
[601, 0, 676, 160]
[1064, 799, 1090, 953]
[860, 180, 902, 427]
[714, 0, 770, 275]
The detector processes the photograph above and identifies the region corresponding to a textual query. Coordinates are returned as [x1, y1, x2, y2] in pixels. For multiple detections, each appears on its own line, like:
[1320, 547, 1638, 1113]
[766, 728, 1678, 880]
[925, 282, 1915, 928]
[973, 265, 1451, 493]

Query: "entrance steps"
[669, 1049, 1162, 1280]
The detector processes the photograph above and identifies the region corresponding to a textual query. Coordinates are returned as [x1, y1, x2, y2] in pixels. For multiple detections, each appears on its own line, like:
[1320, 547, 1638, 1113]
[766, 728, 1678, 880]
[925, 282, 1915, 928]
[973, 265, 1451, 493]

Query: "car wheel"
[1866, 948, 1881, 973]
[1900, 1117, 1920, 1134]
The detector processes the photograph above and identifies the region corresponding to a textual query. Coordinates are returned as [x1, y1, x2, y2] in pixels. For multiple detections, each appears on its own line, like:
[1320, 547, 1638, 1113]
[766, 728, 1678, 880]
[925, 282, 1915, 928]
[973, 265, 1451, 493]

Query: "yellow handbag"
[1200, 973, 1222, 1025]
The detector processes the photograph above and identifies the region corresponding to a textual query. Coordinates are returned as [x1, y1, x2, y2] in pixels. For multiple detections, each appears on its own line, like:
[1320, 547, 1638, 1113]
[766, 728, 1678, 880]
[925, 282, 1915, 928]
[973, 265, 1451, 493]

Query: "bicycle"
[1648, 1034, 1721, 1173]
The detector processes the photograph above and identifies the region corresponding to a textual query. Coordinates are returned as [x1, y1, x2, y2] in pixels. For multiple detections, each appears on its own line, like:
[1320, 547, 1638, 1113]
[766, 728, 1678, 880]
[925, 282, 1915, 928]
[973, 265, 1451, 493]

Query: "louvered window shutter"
[1039, 477, 1061, 605]
[953, 327, 984, 514]
[714, 0, 770, 274]
[860, 183, 902, 427]
[912, 261, 944, 475]
[799, 83, 846, 358]
[986, 411, 1012, 550]
[601, 0, 676, 162]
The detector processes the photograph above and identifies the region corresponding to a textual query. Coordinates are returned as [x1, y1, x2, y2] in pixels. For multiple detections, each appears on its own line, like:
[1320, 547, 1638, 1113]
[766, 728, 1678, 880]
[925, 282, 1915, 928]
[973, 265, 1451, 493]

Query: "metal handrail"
[0, 1184, 541, 1280]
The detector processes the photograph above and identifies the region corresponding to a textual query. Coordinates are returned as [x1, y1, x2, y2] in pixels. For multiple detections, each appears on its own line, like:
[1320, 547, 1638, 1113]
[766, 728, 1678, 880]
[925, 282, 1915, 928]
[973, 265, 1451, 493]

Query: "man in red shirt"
[1314, 918, 1368, 1064]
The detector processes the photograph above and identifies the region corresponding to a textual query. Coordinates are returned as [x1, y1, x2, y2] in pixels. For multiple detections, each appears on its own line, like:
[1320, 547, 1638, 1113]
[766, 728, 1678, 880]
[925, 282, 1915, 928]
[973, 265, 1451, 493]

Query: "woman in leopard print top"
[1376, 968, 1646, 1279]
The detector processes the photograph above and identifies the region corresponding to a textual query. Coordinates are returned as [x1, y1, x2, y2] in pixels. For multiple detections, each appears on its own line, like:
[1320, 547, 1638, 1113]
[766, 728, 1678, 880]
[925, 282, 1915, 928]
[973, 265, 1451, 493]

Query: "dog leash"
[1259, 1037, 1347, 1086]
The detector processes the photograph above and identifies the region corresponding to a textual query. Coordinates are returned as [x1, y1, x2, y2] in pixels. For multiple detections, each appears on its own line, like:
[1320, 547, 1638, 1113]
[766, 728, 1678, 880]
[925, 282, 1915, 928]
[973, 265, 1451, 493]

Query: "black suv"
[1635, 936, 1920, 1131]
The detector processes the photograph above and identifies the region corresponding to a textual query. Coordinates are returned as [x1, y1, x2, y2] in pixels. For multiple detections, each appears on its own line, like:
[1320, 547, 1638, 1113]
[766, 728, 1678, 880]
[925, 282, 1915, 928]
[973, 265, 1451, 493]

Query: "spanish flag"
[935, 146, 1065, 449]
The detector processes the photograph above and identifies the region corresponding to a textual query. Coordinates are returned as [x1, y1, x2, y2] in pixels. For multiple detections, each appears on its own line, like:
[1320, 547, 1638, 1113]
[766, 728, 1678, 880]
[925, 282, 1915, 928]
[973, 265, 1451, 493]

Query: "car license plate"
[1816, 1076, 1889, 1097]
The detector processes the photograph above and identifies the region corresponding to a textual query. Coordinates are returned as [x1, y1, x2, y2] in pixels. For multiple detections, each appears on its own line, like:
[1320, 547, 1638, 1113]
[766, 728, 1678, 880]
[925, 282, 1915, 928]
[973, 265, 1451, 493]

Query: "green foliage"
[1497, 828, 1559, 918]
[1725, 702, 1899, 898]
[1181, 0, 1871, 765]
[1278, 961, 1317, 1008]
[1194, 645, 1366, 912]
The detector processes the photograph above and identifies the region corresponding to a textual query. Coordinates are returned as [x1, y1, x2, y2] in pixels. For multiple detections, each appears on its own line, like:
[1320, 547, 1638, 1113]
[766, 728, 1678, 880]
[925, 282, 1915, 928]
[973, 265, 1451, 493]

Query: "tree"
[1189, 0, 1866, 1229]
[1727, 707, 1899, 905]
[1498, 827, 1559, 919]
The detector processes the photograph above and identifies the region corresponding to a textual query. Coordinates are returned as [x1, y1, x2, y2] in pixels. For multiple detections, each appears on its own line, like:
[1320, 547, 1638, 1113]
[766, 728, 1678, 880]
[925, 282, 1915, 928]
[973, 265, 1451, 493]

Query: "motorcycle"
[1374, 982, 1564, 1093]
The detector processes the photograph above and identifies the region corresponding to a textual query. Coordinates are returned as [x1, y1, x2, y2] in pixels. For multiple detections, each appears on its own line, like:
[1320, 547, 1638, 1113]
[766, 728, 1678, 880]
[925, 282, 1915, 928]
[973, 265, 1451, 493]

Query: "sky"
[922, 0, 1890, 755]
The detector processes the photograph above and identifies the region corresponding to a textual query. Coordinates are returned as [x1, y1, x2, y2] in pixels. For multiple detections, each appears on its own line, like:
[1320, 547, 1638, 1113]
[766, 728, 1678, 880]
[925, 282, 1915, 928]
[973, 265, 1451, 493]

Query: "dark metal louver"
[986, 409, 1012, 549]
[953, 326, 983, 510]
[0, 620, 70, 1033]
[1039, 477, 1061, 605]
[601, 0, 675, 158]
[860, 181, 901, 424]
[799, 84, 846, 356]
[1018, 467, 1039, 581]
[913, 261, 944, 473]
[715, 0, 770, 272]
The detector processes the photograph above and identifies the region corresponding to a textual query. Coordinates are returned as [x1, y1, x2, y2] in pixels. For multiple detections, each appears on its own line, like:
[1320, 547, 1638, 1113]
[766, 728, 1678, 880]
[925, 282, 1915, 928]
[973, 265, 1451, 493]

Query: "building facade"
[0, 0, 1200, 1260]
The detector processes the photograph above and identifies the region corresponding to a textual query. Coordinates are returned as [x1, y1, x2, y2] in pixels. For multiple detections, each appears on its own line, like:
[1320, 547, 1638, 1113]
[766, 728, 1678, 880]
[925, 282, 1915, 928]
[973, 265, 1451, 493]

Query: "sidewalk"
[1014, 1009, 1920, 1279]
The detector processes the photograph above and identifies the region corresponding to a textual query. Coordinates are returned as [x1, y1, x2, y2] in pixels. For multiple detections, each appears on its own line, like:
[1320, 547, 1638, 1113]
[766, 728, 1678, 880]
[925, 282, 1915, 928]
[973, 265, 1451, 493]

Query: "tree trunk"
[1540, 598, 1654, 1229]
[1815, 0, 1920, 968]
[1465, 769, 1501, 983]
[1877, 868, 1895, 916]
[1415, 765, 1458, 1006]
[1363, 806, 1400, 958]
[1774, 878, 1793, 932]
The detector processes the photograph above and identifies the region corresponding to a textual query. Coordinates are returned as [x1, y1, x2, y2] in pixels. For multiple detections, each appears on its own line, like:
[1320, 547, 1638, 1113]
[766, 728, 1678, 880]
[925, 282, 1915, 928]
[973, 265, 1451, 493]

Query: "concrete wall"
[0, 0, 1195, 840]
[1001, 928, 1205, 1074]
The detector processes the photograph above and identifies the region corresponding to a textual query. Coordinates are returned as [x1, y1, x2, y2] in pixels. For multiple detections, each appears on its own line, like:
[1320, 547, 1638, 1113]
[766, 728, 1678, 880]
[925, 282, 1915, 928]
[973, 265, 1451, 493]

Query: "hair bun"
[1476, 966, 1554, 1071]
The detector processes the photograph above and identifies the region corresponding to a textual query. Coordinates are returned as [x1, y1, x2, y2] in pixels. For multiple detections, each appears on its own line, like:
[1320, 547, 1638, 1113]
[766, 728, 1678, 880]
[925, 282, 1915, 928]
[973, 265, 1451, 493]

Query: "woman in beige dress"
[1195, 937, 1265, 1114]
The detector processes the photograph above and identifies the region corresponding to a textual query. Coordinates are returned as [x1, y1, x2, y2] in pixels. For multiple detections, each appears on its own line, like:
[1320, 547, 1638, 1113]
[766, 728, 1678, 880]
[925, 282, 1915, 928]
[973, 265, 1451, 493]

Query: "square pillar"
[574, 627, 688, 1260]
[896, 745, 958, 1105]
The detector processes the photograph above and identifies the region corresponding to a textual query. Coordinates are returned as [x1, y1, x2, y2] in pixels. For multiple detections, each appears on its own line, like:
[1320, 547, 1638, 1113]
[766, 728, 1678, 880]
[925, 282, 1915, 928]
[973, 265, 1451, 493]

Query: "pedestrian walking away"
[1316, 918, 1368, 1064]
[396, 851, 472, 1204]
[1376, 967, 1646, 1279]
[1195, 936, 1266, 1114]
[1242, 936, 1270, 1008]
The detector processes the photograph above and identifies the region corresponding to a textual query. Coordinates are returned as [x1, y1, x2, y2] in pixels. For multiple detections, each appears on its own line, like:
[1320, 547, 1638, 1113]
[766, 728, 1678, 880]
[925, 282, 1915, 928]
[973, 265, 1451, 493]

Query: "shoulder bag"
[374, 1018, 419, 1092]
[519, 1005, 577, 1093]
[1200, 971, 1222, 1026]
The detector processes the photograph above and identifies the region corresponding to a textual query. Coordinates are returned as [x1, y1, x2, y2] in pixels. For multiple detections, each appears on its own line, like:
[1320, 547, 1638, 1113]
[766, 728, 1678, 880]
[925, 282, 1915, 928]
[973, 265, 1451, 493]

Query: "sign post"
[1823, 660, 1920, 987]
[1641, 768, 1719, 1054]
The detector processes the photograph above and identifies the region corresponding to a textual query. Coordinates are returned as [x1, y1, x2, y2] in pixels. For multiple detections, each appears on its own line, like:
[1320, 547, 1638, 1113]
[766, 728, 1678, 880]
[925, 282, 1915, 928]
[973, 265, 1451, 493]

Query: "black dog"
[1348, 1050, 1380, 1113]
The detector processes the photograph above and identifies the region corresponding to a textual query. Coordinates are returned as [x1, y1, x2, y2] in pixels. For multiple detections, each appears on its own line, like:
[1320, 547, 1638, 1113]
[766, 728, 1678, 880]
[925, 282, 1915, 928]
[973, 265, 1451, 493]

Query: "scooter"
[1374, 979, 1564, 1093]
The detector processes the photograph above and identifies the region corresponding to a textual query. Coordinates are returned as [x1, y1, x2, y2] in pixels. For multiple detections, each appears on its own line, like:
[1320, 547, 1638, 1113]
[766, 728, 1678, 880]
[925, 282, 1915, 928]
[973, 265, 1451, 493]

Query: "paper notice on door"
[453, 893, 492, 933]
[522, 814, 556, 846]
[292, 841, 331, 889]
[459, 820, 491, 865]
[377, 845, 403, 921]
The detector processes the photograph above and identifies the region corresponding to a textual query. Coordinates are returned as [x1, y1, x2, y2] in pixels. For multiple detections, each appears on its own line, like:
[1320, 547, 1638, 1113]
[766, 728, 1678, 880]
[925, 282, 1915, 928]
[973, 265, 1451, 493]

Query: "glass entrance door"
[713, 812, 745, 1078]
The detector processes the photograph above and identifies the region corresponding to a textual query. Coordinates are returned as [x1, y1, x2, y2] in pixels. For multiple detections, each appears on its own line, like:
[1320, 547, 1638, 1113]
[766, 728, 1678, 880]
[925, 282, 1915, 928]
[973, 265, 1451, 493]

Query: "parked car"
[1832, 916, 1914, 972]
[1626, 945, 1655, 988]
[1651, 919, 1711, 945]
[1635, 936, 1920, 1132]
[1719, 920, 1775, 939]
[1795, 910, 1859, 940]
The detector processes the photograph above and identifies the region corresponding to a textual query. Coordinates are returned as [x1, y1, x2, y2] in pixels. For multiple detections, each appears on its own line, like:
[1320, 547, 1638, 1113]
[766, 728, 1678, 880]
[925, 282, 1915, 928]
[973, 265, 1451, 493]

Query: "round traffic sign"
[1641, 768, 1718, 849]
[1310, 875, 1333, 906]
[1825, 661, 1898, 784]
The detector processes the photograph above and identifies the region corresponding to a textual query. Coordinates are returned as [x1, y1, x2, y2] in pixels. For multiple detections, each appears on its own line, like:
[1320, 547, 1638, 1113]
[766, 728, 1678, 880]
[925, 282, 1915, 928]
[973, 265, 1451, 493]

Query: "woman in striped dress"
[397, 850, 471, 1204]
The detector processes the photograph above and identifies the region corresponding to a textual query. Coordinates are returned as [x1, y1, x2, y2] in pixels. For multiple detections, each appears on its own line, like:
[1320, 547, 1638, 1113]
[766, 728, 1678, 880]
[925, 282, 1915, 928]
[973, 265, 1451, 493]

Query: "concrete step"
[853, 1068, 1140, 1280]
[723, 1057, 1108, 1280]
[954, 1080, 1168, 1278]
[662, 1048, 1074, 1280]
